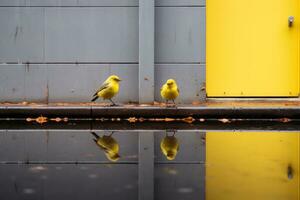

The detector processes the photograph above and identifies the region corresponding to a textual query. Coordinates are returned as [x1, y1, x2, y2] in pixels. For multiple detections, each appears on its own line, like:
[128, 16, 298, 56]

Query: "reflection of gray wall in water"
[0, 130, 205, 200]
[0, 0, 206, 104]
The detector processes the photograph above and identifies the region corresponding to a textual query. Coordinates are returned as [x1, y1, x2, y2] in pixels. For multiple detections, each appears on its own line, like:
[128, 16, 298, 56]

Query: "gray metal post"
[138, 132, 154, 200]
[139, 0, 155, 103]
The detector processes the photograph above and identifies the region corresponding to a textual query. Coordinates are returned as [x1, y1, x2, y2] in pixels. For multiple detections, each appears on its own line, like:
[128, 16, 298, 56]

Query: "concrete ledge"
[1, 104, 300, 119]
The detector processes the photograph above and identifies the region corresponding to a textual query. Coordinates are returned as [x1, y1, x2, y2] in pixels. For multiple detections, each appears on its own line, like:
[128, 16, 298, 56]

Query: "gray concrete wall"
[0, 0, 206, 103]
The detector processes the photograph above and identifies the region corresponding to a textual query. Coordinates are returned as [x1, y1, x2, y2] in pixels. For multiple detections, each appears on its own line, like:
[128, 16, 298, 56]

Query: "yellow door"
[206, 132, 300, 200]
[207, 0, 299, 97]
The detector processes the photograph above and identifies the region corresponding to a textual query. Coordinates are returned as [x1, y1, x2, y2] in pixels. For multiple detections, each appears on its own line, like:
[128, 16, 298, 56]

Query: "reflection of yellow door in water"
[207, 0, 299, 97]
[206, 132, 299, 200]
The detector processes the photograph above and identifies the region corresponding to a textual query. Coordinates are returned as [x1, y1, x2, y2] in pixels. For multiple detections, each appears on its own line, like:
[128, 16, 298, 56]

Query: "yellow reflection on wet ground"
[90, 131, 121, 162]
[206, 132, 299, 200]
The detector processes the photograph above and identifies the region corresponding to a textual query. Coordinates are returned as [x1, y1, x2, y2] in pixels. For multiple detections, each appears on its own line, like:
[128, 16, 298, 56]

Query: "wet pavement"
[0, 123, 299, 200]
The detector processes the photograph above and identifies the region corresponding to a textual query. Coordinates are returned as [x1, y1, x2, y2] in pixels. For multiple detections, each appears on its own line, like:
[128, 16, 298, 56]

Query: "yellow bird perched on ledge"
[160, 79, 179, 106]
[91, 75, 121, 106]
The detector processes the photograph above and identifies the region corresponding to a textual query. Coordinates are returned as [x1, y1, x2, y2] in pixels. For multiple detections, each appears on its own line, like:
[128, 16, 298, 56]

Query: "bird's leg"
[166, 130, 176, 136]
[91, 131, 100, 139]
[172, 99, 177, 107]
[108, 131, 115, 137]
[172, 131, 176, 136]
[109, 99, 117, 106]
[165, 100, 169, 107]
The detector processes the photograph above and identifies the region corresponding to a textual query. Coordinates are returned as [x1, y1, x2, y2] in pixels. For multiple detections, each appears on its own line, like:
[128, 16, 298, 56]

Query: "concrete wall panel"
[0, 2, 207, 103]
[44, 7, 138, 62]
[155, 64, 206, 103]
[155, 7, 205, 63]
[0, 8, 45, 63]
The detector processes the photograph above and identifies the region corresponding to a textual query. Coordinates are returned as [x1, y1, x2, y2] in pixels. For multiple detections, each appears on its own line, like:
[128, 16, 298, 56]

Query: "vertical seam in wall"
[43, 7, 46, 62]
[23, 64, 26, 102]
[44, 8, 48, 104]
[46, 79, 49, 104]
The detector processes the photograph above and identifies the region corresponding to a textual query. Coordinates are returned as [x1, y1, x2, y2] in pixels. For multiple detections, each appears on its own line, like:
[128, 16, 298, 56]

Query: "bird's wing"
[93, 82, 109, 97]
[177, 88, 180, 93]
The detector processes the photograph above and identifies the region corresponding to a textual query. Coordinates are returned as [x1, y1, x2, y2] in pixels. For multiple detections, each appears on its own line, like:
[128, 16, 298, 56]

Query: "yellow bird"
[91, 132, 120, 162]
[160, 132, 179, 160]
[91, 75, 121, 106]
[160, 79, 179, 106]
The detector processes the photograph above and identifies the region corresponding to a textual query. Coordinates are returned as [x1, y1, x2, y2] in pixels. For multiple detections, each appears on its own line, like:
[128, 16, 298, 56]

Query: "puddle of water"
[0, 127, 299, 200]
[206, 132, 299, 200]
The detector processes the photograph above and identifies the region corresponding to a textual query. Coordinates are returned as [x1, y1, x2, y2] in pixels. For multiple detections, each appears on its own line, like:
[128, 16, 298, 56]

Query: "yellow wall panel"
[206, 132, 299, 200]
[207, 0, 299, 96]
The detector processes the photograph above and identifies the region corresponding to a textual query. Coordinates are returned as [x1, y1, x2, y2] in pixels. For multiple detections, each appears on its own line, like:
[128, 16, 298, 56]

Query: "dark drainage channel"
[1, 118, 300, 131]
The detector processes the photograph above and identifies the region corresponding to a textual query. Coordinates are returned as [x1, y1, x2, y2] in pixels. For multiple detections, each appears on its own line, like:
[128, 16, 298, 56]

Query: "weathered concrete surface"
[1, 100, 300, 119]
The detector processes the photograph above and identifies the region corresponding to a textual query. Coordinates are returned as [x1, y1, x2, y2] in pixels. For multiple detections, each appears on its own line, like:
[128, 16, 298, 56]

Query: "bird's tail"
[91, 96, 99, 102]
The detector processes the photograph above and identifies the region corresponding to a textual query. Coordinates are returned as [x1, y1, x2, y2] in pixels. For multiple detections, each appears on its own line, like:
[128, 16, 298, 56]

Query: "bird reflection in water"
[91, 131, 120, 162]
[160, 131, 179, 160]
